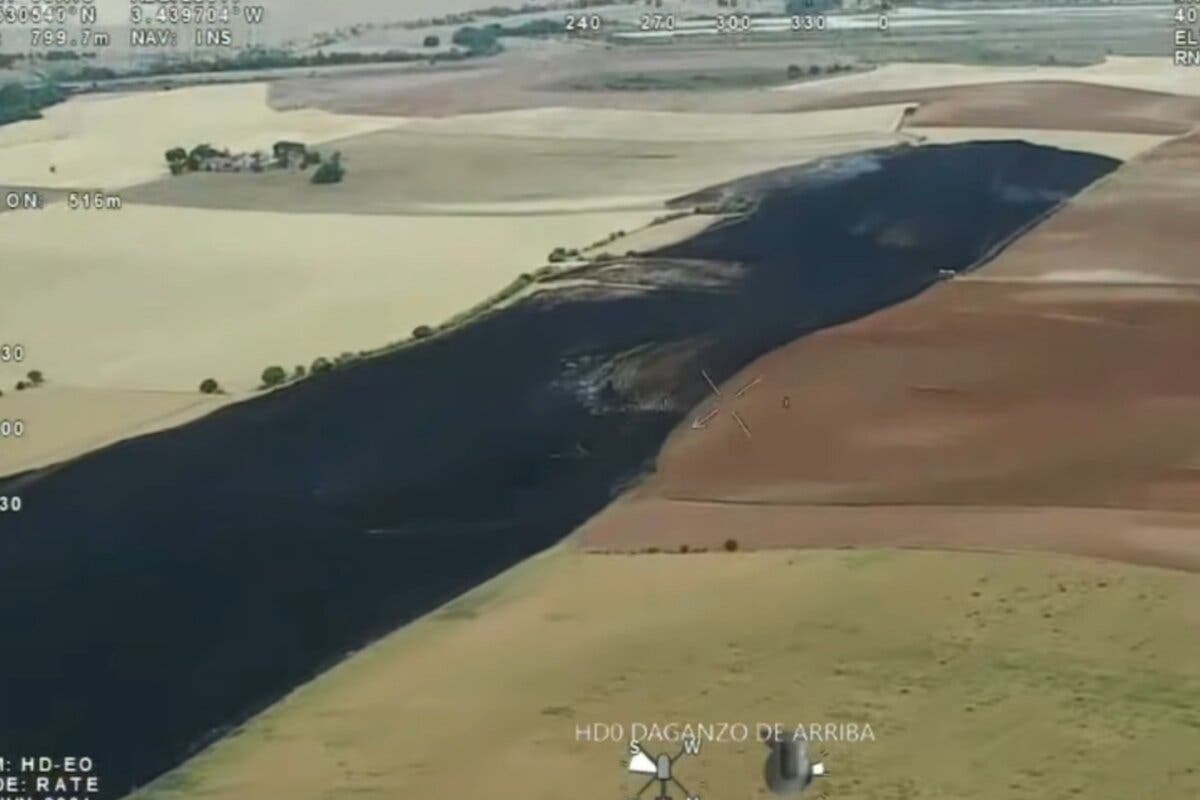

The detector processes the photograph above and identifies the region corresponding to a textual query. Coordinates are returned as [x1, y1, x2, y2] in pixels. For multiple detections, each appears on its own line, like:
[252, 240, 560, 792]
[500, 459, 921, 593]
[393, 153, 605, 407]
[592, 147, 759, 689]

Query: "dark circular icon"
[763, 734, 825, 795]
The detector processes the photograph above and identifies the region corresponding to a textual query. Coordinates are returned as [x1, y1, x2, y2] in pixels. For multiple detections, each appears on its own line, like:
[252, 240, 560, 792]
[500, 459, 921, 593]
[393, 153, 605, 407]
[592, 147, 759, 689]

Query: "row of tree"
[201, 322, 443, 395]
[164, 143, 345, 184]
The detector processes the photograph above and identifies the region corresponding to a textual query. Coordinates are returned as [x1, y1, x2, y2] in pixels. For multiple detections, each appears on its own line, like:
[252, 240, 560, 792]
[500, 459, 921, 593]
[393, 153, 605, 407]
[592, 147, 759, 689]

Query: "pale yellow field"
[132, 547, 1200, 800]
[0, 203, 660, 393]
[0, 83, 398, 189]
[777, 56, 1200, 98]
[0, 386, 232, 478]
[395, 103, 914, 141]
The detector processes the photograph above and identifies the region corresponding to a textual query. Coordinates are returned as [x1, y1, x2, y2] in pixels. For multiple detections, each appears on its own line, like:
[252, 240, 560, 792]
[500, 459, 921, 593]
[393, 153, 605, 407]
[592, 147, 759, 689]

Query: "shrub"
[293, 364, 307, 379]
[413, 325, 435, 339]
[786, 64, 803, 80]
[423, 34, 440, 47]
[548, 247, 569, 263]
[26, 370, 44, 385]
[311, 152, 345, 185]
[452, 25, 501, 54]
[723, 538, 739, 552]
[311, 356, 334, 374]
[261, 365, 288, 387]
[199, 378, 221, 394]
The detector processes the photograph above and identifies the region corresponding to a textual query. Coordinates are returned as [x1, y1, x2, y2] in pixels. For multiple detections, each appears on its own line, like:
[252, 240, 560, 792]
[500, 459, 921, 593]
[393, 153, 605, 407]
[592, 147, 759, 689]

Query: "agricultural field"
[132, 546, 1200, 800]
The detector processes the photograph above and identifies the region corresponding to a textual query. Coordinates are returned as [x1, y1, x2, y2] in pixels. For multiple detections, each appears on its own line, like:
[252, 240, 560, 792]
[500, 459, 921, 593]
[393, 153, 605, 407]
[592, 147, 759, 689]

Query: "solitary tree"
[261, 365, 288, 387]
[311, 356, 334, 374]
[165, 146, 188, 175]
[199, 378, 221, 394]
[26, 370, 43, 385]
[413, 325, 435, 340]
[311, 151, 345, 185]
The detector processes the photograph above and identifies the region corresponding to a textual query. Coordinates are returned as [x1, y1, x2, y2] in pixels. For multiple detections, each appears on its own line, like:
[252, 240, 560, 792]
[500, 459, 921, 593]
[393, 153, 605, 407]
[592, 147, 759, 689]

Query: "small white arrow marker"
[628, 746, 658, 776]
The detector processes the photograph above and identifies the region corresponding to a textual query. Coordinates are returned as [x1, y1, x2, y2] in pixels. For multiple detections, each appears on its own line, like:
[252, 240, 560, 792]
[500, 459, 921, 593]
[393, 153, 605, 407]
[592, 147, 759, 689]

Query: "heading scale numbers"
[565, 13, 602, 32]
[792, 14, 827, 31]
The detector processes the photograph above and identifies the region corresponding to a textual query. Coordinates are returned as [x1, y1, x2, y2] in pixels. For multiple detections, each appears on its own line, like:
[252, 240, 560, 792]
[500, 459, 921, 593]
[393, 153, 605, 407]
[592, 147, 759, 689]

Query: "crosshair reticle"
[691, 369, 761, 439]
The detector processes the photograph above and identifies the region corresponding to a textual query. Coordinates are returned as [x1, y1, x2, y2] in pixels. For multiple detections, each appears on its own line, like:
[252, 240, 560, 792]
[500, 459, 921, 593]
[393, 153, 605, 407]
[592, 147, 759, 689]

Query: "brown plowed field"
[582, 131, 1200, 569]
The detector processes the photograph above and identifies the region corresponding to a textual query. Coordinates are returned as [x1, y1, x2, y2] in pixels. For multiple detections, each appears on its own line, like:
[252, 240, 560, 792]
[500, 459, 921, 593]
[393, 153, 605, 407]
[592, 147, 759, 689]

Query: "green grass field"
[133, 547, 1200, 800]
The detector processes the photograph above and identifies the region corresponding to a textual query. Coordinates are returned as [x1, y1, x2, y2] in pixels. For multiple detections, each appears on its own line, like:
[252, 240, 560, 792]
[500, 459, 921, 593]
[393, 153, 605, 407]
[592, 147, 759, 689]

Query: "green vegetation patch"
[0, 81, 66, 127]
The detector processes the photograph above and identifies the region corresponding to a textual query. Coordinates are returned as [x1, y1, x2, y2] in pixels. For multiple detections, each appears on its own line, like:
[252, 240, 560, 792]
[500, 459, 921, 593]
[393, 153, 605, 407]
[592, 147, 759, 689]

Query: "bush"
[547, 246, 569, 263]
[261, 365, 288, 387]
[311, 356, 334, 374]
[413, 325, 435, 339]
[723, 538, 739, 552]
[452, 25, 501, 54]
[423, 34, 440, 47]
[293, 364, 307, 379]
[26, 370, 44, 385]
[311, 152, 345, 185]
[199, 378, 221, 394]
[786, 64, 803, 80]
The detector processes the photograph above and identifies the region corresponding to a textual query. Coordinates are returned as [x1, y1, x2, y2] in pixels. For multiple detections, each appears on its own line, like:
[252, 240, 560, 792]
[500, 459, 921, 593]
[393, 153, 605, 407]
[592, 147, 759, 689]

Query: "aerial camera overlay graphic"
[1, 0, 1199, 798]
